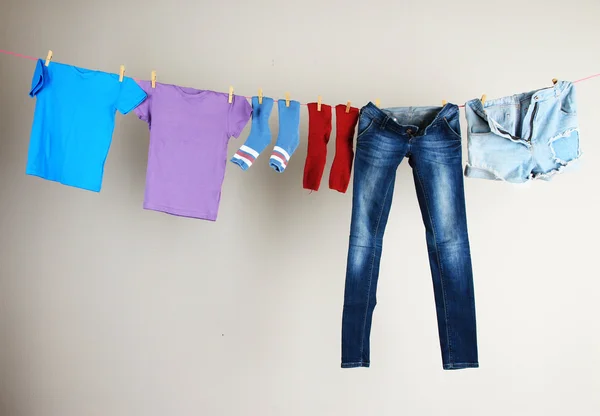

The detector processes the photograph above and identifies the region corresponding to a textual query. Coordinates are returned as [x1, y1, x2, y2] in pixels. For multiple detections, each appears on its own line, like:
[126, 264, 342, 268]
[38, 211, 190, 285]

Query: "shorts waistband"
[466, 80, 573, 112]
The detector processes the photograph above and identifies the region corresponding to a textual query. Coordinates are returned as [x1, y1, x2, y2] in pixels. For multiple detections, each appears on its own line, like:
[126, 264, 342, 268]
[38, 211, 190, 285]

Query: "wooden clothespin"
[480, 94, 487, 105]
[552, 78, 558, 85]
[346, 101, 352, 113]
[442, 100, 448, 106]
[375, 99, 381, 108]
[119, 65, 125, 82]
[45, 50, 53, 67]
[258, 88, 263, 105]
[317, 96, 322, 111]
[151, 70, 157, 89]
[228, 86, 234, 104]
[285, 92, 290, 107]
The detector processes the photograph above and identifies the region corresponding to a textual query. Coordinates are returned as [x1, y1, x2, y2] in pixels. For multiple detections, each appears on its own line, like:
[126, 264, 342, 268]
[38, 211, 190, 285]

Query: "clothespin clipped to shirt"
[442, 100, 448, 106]
[317, 96, 322, 111]
[375, 99, 381, 108]
[119, 65, 125, 82]
[480, 94, 487, 105]
[346, 101, 352, 113]
[228, 86, 234, 104]
[258, 88, 263, 105]
[285, 92, 291, 107]
[45, 50, 53, 67]
[552, 78, 558, 85]
[151, 71, 157, 88]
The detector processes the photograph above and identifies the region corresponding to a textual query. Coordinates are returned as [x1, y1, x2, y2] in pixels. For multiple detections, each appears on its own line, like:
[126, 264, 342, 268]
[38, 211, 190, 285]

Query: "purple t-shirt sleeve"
[228, 95, 252, 138]
[133, 80, 153, 123]
[116, 77, 147, 115]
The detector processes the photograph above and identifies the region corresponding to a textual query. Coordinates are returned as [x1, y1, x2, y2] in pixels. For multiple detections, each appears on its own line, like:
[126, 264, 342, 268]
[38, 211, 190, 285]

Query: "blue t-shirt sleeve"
[116, 77, 147, 115]
[133, 80, 153, 123]
[29, 59, 46, 97]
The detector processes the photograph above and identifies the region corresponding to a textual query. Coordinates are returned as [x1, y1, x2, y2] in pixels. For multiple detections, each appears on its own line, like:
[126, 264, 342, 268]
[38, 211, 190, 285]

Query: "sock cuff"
[231, 145, 260, 170]
[270, 146, 291, 173]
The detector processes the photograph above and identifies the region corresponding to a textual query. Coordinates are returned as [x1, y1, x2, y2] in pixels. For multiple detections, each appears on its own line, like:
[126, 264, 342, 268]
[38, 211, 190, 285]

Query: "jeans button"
[406, 128, 413, 135]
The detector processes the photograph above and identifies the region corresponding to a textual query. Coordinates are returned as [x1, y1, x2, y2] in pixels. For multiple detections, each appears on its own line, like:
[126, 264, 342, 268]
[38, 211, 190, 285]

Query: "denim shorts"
[464, 81, 581, 182]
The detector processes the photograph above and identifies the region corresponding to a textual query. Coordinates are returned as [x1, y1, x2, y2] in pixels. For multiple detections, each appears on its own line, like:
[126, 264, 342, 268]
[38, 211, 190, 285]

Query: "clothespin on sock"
[151, 70, 157, 88]
[346, 101, 352, 113]
[317, 96, 322, 111]
[45, 50, 53, 67]
[228, 86, 234, 104]
[119, 65, 125, 82]
[480, 94, 487, 105]
[285, 92, 290, 107]
[258, 88, 263, 105]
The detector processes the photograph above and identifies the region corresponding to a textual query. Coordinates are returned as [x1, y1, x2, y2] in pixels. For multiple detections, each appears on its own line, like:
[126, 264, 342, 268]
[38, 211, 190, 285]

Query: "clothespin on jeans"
[375, 99, 381, 108]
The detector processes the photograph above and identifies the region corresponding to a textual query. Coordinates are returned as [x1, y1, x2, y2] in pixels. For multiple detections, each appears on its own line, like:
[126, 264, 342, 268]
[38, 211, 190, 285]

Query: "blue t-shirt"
[27, 59, 147, 192]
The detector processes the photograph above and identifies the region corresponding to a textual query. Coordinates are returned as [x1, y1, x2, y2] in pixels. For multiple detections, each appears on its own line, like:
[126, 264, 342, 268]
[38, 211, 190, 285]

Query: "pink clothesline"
[2, 48, 599, 108]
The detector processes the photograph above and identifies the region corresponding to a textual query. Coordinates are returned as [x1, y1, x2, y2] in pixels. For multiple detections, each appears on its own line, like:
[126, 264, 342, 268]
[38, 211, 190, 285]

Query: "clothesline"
[2, 48, 600, 108]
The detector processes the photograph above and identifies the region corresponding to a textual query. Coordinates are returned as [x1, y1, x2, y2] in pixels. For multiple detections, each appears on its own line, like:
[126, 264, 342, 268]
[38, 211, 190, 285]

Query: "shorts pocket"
[550, 128, 580, 164]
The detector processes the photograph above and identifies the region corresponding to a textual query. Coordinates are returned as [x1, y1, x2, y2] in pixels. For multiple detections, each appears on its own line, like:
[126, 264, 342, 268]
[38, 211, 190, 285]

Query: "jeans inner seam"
[360, 175, 395, 362]
[413, 164, 453, 363]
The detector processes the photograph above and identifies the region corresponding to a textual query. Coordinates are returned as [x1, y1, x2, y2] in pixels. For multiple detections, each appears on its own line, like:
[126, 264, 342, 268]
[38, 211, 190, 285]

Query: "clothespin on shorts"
[228, 86, 234, 104]
[346, 101, 352, 113]
[151, 70, 157, 88]
[285, 92, 290, 107]
[45, 50, 53, 67]
[258, 88, 263, 105]
[119, 65, 125, 82]
[480, 94, 487, 105]
[552, 78, 558, 85]
[317, 96, 322, 111]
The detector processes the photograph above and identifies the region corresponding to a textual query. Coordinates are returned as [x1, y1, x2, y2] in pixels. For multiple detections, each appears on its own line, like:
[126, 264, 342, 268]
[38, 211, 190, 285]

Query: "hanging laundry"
[26, 59, 147, 192]
[230, 96, 274, 170]
[134, 81, 251, 221]
[270, 100, 301, 172]
[329, 104, 359, 193]
[464, 81, 581, 182]
[341, 102, 478, 370]
[303, 102, 332, 191]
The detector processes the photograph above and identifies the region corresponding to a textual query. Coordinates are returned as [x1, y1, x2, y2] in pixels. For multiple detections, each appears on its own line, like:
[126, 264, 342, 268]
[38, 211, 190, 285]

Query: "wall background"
[1, 1, 599, 415]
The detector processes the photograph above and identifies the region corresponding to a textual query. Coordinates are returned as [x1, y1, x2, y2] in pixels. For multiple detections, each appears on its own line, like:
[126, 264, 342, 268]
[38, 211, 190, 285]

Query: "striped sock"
[231, 96, 274, 170]
[270, 99, 301, 173]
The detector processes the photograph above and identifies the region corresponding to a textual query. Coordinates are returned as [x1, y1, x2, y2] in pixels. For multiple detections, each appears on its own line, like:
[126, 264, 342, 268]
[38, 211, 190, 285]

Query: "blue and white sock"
[231, 96, 274, 170]
[270, 99, 301, 172]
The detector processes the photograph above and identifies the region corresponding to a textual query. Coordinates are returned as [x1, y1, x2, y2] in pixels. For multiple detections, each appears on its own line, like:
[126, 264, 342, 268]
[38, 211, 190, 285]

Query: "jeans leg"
[341, 135, 403, 369]
[410, 144, 479, 370]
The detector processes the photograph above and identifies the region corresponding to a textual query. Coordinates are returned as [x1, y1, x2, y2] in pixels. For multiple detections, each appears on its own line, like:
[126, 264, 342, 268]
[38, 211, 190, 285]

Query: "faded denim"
[341, 102, 478, 370]
[465, 81, 581, 182]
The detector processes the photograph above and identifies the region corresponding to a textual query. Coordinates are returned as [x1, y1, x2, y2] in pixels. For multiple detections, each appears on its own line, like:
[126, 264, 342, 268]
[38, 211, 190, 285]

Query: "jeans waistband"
[360, 102, 460, 136]
[466, 80, 573, 113]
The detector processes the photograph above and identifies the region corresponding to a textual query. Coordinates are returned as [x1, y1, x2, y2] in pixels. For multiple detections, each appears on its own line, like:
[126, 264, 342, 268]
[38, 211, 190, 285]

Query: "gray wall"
[1, 1, 599, 415]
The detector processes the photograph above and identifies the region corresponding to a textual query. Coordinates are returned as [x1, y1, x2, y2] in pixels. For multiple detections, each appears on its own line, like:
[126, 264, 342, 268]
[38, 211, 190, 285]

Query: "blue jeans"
[341, 102, 478, 370]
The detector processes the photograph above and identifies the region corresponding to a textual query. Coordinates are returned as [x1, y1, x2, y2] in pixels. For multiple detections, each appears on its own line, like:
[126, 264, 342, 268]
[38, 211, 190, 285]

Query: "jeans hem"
[341, 361, 370, 368]
[443, 362, 479, 370]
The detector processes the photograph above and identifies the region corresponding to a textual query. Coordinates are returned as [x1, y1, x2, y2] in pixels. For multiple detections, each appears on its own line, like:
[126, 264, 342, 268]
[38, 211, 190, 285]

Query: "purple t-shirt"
[135, 81, 252, 220]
